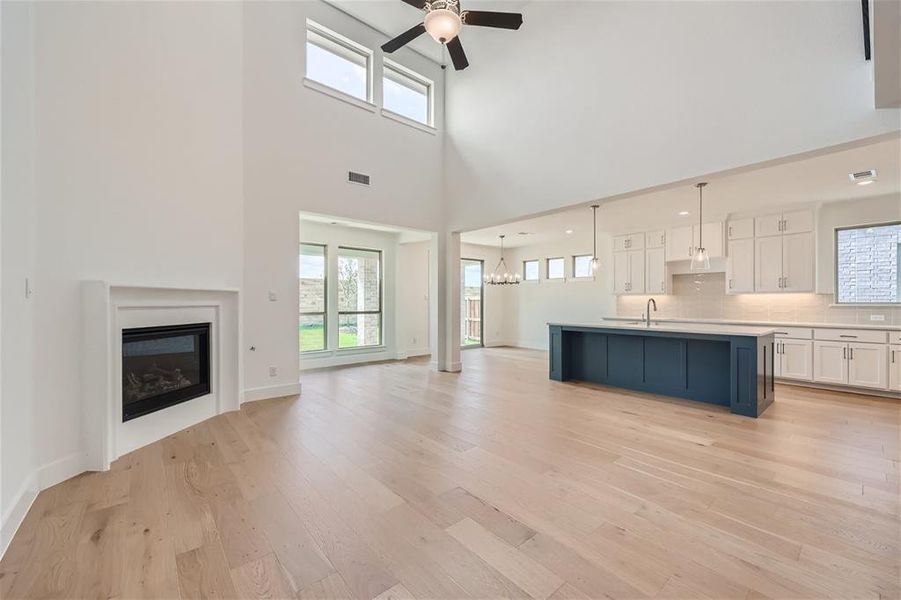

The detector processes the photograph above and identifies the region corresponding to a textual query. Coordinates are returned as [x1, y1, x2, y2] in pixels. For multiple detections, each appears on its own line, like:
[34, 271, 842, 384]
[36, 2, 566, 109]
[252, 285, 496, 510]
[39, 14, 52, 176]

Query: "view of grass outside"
[299, 324, 357, 352]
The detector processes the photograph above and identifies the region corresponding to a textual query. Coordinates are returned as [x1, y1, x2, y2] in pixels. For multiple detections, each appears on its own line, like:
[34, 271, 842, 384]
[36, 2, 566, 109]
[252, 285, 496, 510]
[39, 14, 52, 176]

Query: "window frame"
[546, 257, 565, 280]
[382, 58, 434, 127]
[572, 254, 594, 279]
[299, 242, 328, 353]
[523, 259, 539, 281]
[337, 246, 384, 349]
[833, 220, 901, 305]
[305, 19, 373, 103]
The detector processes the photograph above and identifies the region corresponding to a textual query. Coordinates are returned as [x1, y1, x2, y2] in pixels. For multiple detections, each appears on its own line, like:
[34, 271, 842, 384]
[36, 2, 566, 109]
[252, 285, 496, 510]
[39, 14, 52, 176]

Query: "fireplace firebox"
[122, 322, 211, 422]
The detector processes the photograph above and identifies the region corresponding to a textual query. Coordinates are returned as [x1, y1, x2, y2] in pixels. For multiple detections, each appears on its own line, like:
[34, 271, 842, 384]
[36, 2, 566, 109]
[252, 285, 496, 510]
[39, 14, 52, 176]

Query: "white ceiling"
[325, 0, 529, 63]
[462, 137, 901, 247]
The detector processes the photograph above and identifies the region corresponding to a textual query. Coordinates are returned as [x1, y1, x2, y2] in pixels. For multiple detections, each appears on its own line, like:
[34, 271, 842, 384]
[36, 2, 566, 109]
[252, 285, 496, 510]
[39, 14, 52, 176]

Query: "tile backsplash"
[616, 272, 900, 326]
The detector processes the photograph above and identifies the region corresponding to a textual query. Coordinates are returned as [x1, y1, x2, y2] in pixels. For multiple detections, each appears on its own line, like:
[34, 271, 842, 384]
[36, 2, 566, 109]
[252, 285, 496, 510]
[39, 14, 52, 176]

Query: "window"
[547, 257, 565, 280]
[338, 247, 382, 348]
[835, 222, 900, 304]
[523, 260, 539, 281]
[383, 60, 432, 125]
[573, 255, 594, 278]
[299, 243, 327, 352]
[306, 22, 371, 102]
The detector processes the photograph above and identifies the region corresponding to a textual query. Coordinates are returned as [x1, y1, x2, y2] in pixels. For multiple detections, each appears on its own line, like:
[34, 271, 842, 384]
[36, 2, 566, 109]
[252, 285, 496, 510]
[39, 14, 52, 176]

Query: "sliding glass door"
[461, 259, 484, 348]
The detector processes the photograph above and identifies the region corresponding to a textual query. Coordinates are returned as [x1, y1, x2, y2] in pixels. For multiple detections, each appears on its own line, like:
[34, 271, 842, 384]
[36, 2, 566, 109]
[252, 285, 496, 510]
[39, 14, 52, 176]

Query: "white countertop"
[603, 315, 900, 332]
[548, 321, 776, 337]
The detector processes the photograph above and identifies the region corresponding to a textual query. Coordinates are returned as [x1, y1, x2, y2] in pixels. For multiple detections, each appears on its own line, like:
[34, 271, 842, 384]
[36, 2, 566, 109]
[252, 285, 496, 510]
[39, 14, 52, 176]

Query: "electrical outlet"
[870, 314, 885, 321]
[268, 291, 278, 302]
[269, 366, 278, 377]
[412, 336, 417, 345]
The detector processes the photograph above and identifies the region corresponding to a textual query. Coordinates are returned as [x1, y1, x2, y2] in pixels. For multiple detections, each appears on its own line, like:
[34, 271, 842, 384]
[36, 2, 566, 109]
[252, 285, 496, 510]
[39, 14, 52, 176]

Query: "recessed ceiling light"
[679, 211, 690, 216]
[565, 229, 574, 234]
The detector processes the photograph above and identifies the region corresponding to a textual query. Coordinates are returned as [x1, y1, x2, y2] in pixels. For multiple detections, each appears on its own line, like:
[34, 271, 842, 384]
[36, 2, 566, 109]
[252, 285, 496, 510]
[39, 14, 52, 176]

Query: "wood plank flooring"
[1, 347, 899, 599]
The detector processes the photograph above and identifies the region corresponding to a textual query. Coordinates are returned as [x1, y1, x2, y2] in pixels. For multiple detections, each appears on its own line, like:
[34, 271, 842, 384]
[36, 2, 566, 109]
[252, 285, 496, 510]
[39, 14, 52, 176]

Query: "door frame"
[461, 258, 484, 349]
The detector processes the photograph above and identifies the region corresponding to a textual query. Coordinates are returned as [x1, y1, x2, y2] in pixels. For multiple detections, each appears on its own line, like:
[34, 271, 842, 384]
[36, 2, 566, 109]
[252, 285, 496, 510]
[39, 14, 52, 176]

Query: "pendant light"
[484, 235, 521, 285]
[690, 182, 711, 272]
[590, 204, 600, 273]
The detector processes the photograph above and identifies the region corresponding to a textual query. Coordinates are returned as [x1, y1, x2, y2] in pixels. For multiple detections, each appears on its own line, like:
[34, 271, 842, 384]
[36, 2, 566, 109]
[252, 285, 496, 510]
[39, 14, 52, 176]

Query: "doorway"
[461, 259, 484, 348]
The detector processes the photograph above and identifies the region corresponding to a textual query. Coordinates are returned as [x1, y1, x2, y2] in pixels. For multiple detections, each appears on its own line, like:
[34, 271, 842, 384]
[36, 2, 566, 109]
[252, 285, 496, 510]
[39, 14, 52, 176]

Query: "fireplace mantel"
[81, 282, 242, 472]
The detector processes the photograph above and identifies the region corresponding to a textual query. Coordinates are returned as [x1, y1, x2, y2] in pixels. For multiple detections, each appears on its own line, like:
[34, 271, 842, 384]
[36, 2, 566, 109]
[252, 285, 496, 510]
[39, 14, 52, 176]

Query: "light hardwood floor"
[1, 347, 899, 599]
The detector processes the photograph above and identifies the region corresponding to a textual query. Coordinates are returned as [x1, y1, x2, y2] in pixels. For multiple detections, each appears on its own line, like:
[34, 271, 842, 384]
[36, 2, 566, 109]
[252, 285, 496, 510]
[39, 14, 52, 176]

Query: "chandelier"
[484, 235, 521, 285]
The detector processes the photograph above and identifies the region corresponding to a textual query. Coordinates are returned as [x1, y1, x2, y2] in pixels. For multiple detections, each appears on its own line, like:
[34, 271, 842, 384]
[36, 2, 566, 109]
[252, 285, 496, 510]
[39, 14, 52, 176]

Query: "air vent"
[848, 169, 877, 185]
[348, 171, 371, 186]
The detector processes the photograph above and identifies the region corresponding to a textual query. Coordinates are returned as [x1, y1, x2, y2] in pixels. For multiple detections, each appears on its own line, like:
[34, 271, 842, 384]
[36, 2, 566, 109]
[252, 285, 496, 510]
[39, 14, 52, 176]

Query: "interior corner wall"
[444, 0, 901, 231]
[29, 1, 244, 488]
[1, 0, 39, 555]
[242, 1, 446, 392]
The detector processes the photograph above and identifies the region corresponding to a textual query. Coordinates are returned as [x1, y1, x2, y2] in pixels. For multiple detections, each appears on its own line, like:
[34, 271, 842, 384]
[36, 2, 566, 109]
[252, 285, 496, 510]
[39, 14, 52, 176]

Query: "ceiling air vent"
[848, 169, 877, 185]
[348, 171, 371, 186]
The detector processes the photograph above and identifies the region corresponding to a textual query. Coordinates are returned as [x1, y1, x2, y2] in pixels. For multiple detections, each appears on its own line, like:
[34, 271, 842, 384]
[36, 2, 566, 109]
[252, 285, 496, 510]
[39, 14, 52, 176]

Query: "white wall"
[1, 0, 39, 554]
[445, 0, 900, 231]
[30, 1, 244, 486]
[242, 1, 446, 392]
[397, 241, 431, 357]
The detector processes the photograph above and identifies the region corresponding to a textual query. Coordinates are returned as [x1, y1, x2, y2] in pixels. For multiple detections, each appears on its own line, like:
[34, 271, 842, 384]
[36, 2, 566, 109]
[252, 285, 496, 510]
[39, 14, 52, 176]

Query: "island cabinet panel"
[566, 331, 608, 382]
[607, 335, 645, 388]
[685, 340, 731, 406]
[644, 337, 686, 392]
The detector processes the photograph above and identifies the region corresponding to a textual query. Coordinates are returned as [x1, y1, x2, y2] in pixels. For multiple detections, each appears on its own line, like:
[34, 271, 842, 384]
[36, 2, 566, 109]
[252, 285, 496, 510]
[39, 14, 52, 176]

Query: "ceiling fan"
[381, 0, 523, 71]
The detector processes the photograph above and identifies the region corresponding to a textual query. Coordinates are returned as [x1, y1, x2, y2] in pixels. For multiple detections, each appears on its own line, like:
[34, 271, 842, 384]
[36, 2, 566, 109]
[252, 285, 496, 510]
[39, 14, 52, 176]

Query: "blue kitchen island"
[548, 321, 776, 417]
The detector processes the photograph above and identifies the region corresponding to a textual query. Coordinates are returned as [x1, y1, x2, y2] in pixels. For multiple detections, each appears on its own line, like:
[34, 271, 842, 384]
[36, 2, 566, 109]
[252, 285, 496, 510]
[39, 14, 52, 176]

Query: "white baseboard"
[38, 452, 86, 490]
[243, 382, 302, 403]
[509, 340, 547, 351]
[1, 472, 39, 559]
[404, 347, 431, 358]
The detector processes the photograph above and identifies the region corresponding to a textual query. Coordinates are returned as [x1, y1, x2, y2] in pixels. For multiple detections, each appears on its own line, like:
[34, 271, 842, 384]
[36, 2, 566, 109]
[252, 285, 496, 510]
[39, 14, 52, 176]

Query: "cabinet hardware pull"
[728, 226, 733, 237]
[843, 347, 846, 359]
[839, 334, 857, 338]
[892, 350, 895, 364]
[849, 348, 854, 360]
[783, 277, 788, 288]
[729, 279, 733, 289]
[775, 331, 788, 335]
[763, 345, 767, 399]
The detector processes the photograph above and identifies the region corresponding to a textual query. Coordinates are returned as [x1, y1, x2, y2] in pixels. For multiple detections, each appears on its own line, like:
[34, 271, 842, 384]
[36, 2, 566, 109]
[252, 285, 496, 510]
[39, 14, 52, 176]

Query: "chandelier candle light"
[485, 235, 521, 285]
[690, 182, 711, 272]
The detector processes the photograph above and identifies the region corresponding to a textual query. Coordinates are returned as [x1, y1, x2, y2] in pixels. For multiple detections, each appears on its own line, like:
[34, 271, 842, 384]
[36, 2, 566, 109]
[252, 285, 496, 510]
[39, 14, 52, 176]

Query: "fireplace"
[122, 322, 211, 422]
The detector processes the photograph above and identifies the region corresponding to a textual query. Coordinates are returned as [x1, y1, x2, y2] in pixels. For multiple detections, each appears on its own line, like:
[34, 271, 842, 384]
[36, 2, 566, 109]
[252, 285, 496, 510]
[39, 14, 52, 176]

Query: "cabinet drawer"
[772, 327, 812, 339]
[814, 328, 888, 344]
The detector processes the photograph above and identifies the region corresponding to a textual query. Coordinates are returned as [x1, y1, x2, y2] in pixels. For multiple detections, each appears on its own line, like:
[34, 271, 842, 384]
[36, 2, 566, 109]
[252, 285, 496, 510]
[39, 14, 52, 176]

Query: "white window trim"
[381, 108, 437, 134]
[303, 78, 377, 113]
[546, 257, 566, 280]
[382, 58, 435, 127]
[306, 19, 374, 103]
[572, 254, 594, 279]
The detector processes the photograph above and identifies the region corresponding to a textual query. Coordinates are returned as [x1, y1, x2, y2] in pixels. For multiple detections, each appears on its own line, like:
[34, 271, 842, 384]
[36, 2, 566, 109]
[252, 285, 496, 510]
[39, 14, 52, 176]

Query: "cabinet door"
[694, 222, 723, 258]
[755, 236, 783, 292]
[782, 209, 814, 234]
[813, 341, 848, 385]
[727, 238, 754, 293]
[782, 232, 813, 292]
[774, 344, 783, 377]
[780, 340, 813, 381]
[646, 230, 665, 249]
[666, 226, 693, 261]
[626, 233, 645, 251]
[847, 343, 887, 389]
[613, 235, 630, 253]
[628, 250, 645, 294]
[755, 213, 783, 237]
[890, 345, 901, 391]
[613, 252, 630, 294]
[727, 218, 754, 240]
[646, 247, 666, 294]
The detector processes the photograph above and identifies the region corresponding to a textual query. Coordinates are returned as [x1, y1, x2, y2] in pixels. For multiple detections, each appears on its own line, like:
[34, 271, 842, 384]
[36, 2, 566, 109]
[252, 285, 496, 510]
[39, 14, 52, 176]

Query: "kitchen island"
[548, 321, 776, 417]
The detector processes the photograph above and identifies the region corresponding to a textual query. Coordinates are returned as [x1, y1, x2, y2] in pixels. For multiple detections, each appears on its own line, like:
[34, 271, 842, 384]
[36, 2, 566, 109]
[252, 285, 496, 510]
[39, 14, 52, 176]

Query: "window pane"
[338, 248, 381, 312]
[548, 258, 564, 279]
[836, 223, 900, 303]
[383, 64, 429, 125]
[299, 244, 326, 313]
[574, 255, 593, 278]
[299, 314, 326, 352]
[306, 29, 368, 100]
[524, 260, 539, 281]
[339, 313, 381, 348]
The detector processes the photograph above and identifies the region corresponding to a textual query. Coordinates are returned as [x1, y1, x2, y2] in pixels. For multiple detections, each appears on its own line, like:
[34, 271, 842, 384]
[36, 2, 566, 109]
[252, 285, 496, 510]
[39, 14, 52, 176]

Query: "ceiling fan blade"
[381, 23, 426, 53]
[446, 36, 469, 71]
[401, 0, 428, 9]
[462, 10, 523, 30]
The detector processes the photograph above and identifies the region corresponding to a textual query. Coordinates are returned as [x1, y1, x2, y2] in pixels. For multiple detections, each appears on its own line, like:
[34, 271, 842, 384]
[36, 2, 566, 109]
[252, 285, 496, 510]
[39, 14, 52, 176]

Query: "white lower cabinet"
[847, 343, 887, 390]
[890, 345, 901, 392]
[778, 339, 812, 381]
[813, 341, 848, 385]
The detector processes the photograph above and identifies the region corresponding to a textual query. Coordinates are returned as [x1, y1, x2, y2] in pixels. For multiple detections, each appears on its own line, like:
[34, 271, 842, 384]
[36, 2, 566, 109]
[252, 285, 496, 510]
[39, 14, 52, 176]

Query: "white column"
[429, 231, 461, 372]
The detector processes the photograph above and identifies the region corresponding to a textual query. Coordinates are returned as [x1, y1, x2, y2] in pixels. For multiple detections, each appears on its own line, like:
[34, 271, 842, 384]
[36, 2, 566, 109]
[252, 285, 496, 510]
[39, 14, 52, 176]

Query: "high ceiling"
[463, 136, 901, 247]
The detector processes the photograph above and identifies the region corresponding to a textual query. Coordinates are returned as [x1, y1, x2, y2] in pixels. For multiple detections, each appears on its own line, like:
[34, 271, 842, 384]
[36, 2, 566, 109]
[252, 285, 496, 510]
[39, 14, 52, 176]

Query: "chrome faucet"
[645, 298, 657, 327]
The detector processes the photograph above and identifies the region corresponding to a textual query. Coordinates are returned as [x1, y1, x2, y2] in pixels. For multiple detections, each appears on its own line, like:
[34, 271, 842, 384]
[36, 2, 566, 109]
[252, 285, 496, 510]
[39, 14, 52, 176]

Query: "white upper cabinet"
[627, 250, 645, 294]
[727, 238, 754, 293]
[755, 236, 784, 292]
[613, 233, 644, 252]
[781, 232, 814, 292]
[646, 247, 666, 294]
[613, 249, 645, 294]
[665, 225, 694, 262]
[847, 343, 887, 389]
[694, 222, 723, 258]
[727, 218, 754, 240]
[782, 209, 814, 234]
[755, 213, 783, 238]
[646, 230, 666, 249]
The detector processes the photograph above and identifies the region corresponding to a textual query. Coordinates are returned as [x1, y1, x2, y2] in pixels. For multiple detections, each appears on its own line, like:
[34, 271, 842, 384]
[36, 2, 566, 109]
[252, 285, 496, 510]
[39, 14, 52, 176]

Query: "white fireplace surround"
[81, 282, 242, 472]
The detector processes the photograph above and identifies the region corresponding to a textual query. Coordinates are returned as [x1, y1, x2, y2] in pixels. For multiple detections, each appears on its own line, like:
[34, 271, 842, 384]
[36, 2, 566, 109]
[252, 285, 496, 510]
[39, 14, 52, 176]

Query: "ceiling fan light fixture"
[424, 9, 462, 43]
